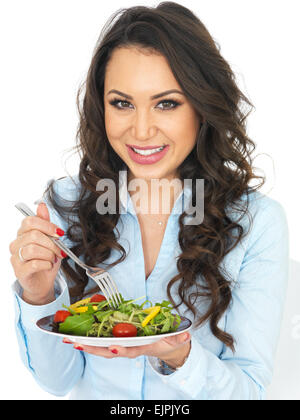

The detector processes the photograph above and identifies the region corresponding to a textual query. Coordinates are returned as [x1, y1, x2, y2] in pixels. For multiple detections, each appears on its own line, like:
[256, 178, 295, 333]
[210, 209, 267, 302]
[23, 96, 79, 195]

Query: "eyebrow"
[107, 89, 184, 100]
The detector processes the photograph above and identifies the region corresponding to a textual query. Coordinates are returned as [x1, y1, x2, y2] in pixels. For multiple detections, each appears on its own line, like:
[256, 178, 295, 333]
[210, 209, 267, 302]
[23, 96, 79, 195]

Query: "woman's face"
[104, 47, 200, 182]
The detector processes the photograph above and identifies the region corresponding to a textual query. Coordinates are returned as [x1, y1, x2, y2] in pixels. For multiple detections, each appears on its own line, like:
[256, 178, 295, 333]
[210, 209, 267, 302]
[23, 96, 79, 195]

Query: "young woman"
[9, 2, 289, 400]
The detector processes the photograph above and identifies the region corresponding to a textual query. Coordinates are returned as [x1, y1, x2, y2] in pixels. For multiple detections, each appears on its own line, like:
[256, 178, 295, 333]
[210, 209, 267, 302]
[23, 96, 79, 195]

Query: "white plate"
[36, 314, 192, 347]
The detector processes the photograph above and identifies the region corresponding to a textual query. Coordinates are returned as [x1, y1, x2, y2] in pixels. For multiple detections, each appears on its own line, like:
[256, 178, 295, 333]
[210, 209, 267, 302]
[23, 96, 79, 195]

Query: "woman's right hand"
[9, 202, 65, 305]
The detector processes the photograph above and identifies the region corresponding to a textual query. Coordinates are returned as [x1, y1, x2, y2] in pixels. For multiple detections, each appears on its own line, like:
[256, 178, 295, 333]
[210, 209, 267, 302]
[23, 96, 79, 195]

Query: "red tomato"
[90, 294, 106, 303]
[54, 310, 72, 323]
[112, 323, 137, 337]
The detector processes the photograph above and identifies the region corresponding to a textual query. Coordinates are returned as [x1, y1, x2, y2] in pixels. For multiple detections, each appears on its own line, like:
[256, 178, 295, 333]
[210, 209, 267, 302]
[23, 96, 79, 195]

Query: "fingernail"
[61, 250, 67, 258]
[56, 228, 65, 237]
[74, 345, 84, 351]
[63, 338, 73, 344]
[111, 349, 118, 354]
[54, 255, 58, 263]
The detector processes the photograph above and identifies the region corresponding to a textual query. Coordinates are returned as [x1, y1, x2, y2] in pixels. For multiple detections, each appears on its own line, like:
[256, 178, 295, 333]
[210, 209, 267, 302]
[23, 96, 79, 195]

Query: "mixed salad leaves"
[53, 293, 182, 338]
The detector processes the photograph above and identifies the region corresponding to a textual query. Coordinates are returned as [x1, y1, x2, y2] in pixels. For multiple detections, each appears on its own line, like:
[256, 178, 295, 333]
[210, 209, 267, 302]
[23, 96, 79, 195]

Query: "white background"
[1, 0, 299, 400]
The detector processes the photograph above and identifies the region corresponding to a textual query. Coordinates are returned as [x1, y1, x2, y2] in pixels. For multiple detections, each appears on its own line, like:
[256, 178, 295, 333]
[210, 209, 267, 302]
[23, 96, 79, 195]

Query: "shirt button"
[135, 361, 142, 368]
[180, 379, 186, 386]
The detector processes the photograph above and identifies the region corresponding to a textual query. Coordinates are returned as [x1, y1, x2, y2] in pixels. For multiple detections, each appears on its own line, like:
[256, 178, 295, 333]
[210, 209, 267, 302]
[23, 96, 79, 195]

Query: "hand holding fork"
[9, 202, 121, 308]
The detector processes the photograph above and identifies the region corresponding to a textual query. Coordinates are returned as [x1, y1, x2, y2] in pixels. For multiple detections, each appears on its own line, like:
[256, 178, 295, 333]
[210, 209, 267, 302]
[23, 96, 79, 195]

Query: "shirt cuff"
[12, 270, 70, 331]
[147, 336, 207, 398]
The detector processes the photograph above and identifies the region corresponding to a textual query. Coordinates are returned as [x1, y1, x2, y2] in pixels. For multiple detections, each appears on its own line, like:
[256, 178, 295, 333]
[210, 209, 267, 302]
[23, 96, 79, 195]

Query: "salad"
[52, 293, 182, 338]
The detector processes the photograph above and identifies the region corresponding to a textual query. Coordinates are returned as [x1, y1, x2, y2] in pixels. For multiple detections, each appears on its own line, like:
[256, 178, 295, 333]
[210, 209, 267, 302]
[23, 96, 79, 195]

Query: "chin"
[129, 166, 177, 182]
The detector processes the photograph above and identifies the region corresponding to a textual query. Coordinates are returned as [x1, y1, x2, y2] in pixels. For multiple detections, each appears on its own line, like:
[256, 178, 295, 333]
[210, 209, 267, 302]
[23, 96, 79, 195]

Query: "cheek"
[183, 109, 199, 133]
[105, 109, 127, 141]
[167, 112, 199, 148]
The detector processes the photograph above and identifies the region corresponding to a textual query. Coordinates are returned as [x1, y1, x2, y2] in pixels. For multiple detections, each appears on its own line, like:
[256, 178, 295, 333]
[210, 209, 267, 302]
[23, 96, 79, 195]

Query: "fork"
[15, 202, 122, 309]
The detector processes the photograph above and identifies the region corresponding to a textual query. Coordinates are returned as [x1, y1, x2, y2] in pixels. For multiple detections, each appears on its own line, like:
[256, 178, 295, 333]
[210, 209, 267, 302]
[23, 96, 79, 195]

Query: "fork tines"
[90, 271, 122, 309]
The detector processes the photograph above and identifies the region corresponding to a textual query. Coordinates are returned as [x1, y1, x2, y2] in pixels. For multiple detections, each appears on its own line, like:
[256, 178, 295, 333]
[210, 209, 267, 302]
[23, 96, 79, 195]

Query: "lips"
[126, 144, 170, 165]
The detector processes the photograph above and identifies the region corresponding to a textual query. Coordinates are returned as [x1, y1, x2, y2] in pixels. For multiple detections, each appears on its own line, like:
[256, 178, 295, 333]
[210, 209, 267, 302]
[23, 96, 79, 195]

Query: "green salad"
[53, 293, 182, 338]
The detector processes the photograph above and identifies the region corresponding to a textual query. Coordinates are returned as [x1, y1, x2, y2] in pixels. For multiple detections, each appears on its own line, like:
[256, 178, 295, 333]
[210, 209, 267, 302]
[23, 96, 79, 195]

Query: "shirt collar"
[118, 170, 192, 217]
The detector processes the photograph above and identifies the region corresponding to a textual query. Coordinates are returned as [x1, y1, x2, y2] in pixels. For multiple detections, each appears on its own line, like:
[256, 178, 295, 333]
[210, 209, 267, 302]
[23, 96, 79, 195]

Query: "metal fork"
[15, 202, 122, 309]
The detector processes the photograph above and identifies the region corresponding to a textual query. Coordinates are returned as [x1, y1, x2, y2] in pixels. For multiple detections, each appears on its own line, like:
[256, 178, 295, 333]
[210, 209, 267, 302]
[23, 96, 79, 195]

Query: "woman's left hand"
[64, 331, 191, 368]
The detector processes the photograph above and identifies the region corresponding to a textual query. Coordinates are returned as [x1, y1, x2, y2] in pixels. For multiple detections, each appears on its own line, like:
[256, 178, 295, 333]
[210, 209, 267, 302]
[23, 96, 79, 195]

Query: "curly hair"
[45, 2, 264, 351]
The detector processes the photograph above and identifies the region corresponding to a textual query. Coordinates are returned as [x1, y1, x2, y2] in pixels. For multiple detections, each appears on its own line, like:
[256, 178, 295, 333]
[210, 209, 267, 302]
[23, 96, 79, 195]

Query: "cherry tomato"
[112, 323, 138, 337]
[90, 294, 106, 303]
[54, 310, 72, 323]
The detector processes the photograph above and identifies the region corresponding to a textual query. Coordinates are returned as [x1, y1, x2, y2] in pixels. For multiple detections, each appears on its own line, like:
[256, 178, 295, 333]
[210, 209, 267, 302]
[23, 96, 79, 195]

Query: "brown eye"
[156, 100, 180, 110]
[109, 99, 132, 109]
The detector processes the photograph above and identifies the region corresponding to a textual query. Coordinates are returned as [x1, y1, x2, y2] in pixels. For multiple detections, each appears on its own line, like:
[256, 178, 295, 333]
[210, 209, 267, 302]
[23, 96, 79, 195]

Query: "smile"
[126, 144, 170, 165]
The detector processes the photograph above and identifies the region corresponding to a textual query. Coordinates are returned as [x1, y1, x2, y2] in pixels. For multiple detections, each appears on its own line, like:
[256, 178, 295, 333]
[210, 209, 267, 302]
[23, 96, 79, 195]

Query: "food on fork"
[52, 294, 181, 337]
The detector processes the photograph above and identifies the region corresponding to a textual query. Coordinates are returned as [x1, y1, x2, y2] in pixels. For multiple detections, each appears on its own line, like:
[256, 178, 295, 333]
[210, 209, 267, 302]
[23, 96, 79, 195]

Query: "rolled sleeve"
[12, 271, 83, 396]
[148, 337, 207, 398]
[13, 270, 70, 330]
[12, 270, 70, 369]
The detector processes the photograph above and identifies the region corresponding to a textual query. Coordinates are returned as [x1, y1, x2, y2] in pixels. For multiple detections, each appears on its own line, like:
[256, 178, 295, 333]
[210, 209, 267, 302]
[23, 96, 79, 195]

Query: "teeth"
[132, 146, 165, 156]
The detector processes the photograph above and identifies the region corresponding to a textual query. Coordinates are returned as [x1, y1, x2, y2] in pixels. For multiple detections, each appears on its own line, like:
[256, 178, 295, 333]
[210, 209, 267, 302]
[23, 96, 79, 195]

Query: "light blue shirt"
[12, 172, 289, 400]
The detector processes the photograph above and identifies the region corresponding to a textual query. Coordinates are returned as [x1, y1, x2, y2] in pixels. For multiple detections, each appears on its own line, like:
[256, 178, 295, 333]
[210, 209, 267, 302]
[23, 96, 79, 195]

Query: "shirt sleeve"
[12, 271, 85, 397]
[148, 197, 289, 400]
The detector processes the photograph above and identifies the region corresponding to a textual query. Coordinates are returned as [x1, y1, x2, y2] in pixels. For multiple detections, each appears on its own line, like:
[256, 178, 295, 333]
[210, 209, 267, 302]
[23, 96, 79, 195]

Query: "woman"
[9, 2, 289, 400]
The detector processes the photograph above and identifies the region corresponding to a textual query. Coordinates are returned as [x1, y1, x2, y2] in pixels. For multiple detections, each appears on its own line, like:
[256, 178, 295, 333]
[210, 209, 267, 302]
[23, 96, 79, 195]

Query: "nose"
[130, 108, 157, 141]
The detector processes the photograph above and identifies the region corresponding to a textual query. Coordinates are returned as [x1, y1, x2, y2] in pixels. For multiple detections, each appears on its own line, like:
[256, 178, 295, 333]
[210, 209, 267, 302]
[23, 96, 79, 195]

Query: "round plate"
[36, 314, 192, 347]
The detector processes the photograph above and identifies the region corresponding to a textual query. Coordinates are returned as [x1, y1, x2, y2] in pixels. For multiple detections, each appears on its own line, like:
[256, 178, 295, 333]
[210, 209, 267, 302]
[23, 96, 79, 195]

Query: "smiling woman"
[57, 2, 264, 350]
[10, 1, 289, 401]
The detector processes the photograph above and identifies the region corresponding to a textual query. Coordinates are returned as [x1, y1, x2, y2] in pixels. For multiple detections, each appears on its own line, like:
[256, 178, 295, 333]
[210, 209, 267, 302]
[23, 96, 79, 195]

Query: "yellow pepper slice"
[74, 305, 98, 313]
[69, 297, 91, 311]
[143, 306, 157, 314]
[74, 306, 89, 313]
[142, 306, 161, 327]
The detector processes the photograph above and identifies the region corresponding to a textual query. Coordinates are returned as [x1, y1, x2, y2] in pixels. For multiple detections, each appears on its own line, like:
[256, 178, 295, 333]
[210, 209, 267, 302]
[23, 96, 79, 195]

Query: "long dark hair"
[45, 2, 264, 351]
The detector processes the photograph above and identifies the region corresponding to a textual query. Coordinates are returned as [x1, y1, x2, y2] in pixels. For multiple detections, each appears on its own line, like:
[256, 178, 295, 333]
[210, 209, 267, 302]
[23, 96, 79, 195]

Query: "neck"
[127, 172, 183, 216]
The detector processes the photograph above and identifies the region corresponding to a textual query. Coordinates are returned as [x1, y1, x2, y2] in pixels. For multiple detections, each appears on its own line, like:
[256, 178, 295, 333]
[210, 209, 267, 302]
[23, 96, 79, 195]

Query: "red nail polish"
[61, 250, 67, 258]
[54, 255, 58, 263]
[56, 228, 65, 237]
[111, 349, 118, 354]
[63, 338, 73, 344]
[74, 345, 84, 351]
